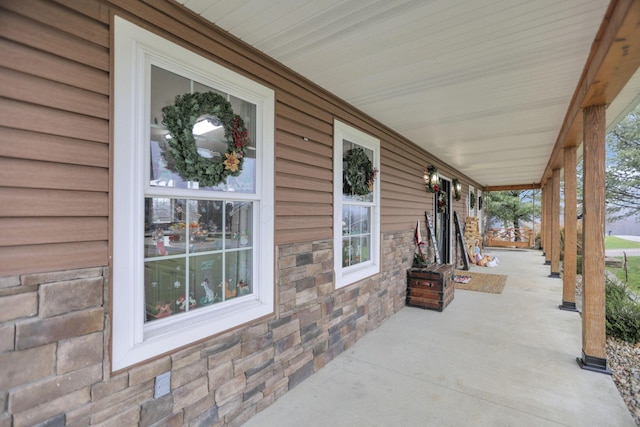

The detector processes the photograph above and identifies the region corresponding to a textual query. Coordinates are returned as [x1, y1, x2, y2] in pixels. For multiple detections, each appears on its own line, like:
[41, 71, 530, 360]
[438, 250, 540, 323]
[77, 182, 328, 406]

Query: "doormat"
[453, 271, 507, 294]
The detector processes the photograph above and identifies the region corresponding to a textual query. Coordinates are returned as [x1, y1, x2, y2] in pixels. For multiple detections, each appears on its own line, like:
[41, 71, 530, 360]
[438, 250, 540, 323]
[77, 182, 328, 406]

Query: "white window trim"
[112, 17, 274, 371]
[468, 185, 475, 217]
[333, 120, 380, 289]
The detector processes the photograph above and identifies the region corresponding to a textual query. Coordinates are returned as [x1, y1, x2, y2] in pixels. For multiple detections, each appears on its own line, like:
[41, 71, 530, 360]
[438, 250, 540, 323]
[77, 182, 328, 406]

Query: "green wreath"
[343, 147, 377, 196]
[162, 92, 251, 187]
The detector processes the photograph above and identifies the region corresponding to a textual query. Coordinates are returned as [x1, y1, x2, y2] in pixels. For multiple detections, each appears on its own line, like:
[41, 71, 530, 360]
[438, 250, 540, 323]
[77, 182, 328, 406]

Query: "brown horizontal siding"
[0, 158, 108, 192]
[0, 217, 108, 247]
[2, 0, 110, 48]
[0, 99, 109, 143]
[0, 39, 109, 95]
[0, 9, 109, 71]
[0, 68, 109, 119]
[0, 128, 109, 168]
[0, 2, 110, 276]
[275, 174, 332, 193]
[0, 241, 108, 277]
[0, 188, 108, 218]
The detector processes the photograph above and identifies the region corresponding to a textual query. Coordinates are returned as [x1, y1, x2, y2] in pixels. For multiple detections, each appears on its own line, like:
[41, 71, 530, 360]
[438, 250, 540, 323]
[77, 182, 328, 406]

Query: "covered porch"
[245, 248, 635, 427]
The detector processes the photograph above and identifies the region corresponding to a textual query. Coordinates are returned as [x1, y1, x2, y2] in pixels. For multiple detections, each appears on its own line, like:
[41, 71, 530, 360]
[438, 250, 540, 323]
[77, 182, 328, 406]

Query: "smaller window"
[333, 120, 380, 289]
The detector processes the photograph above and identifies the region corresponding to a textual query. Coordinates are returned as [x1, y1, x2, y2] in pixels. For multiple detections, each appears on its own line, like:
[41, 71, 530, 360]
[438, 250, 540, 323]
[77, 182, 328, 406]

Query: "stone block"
[91, 373, 128, 401]
[139, 393, 173, 427]
[295, 287, 317, 306]
[208, 360, 234, 391]
[181, 392, 216, 425]
[278, 255, 296, 269]
[0, 275, 20, 289]
[170, 345, 203, 371]
[294, 276, 314, 292]
[128, 356, 171, 386]
[288, 359, 314, 389]
[0, 292, 37, 323]
[171, 359, 206, 389]
[32, 413, 65, 427]
[274, 331, 301, 357]
[92, 405, 139, 427]
[188, 405, 218, 427]
[65, 380, 153, 425]
[173, 376, 208, 411]
[15, 308, 104, 350]
[0, 323, 14, 353]
[12, 388, 89, 427]
[226, 404, 257, 427]
[57, 332, 103, 374]
[233, 347, 274, 377]
[317, 281, 333, 296]
[216, 394, 242, 419]
[39, 277, 103, 318]
[21, 268, 104, 287]
[271, 318, 299, 342]
[283, 350, 313, 377]
[214, 375, 246, 406]
[0, 343, 56, 390]
[241, 323, 268, 341]
[9, 364, 101, 413]
[0, 413, 11, 427]
[148, 412, 183, 427]
[240, 330, 273, 357]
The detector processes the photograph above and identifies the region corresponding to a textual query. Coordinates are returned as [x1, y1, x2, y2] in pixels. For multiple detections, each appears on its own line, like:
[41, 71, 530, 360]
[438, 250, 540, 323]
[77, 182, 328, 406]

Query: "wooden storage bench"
[406, 264, 455, 312]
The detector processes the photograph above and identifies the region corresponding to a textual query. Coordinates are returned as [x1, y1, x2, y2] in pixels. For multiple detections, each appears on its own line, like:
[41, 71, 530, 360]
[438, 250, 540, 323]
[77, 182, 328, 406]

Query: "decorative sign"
[454, 211, 470, 270]
[425, 212, 441, 265]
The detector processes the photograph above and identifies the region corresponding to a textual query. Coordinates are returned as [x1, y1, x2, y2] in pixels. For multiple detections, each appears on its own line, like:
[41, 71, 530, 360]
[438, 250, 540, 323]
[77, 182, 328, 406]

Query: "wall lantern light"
[424, 165, 440, 193]
[452, 178, 461, 201]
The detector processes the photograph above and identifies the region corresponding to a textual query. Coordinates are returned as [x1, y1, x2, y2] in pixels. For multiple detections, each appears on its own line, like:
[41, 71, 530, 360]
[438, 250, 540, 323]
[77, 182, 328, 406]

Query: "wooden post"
[560, 146, 578, 311]
[544, 183, 551, 265]
[550, 168, 561, 277]
[540, 185, 547, 256]
[578, 105, 610, 374]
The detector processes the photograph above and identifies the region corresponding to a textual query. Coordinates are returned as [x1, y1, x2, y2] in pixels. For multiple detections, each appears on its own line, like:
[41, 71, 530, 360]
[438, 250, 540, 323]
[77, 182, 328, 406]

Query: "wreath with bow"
[343, 147, 378, 196]
[437, 191, 447, 213]
[162, 92, 251, 187]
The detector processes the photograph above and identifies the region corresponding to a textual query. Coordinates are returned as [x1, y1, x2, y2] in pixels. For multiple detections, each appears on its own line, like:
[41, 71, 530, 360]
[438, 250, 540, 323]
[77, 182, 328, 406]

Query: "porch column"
[560, 146, 578, 311]
[577, 104, 610, 374]
[550, 168, 561, 277]
[544, 183, 551, 265]
[540, 184, 546, 255]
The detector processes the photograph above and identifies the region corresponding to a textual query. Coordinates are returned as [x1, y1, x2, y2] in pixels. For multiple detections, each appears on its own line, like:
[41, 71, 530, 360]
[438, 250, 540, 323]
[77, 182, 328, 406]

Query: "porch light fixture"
[452, 178, 461, 201]
[424, 165, 440, 193]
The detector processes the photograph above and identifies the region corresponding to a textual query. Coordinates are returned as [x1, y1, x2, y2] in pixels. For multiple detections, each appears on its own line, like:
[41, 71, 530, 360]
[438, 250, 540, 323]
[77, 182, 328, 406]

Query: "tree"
[483, 190, 541, 238]
[606, 103, 640, 220]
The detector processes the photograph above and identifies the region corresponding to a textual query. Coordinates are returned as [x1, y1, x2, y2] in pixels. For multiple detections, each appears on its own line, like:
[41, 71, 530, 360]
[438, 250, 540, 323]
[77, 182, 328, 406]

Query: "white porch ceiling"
[179, 0, 639, 188]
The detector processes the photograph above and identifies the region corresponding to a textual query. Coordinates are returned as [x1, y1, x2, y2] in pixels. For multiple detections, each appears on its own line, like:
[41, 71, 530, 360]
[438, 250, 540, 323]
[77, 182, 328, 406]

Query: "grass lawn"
[605, 236, 640, 249]
[607, 256, 640, 295]
[605, 236, 640, 295]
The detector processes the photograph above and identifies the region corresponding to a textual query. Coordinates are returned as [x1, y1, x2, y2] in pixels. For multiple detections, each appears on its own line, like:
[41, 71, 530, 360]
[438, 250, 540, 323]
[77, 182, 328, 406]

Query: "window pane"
[149, 66, 257, 193]
[144, 258, 188, 322]
[145, 197, 187, 258]
[190, 253, 223, 306]
[342, 205, 372, 267]
[342, 140, 374, 203]
[225, 249, 253, 299]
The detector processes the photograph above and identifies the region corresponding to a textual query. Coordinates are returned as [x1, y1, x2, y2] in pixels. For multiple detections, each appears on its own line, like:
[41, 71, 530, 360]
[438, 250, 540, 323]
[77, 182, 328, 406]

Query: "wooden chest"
[406, 264, 455, 312]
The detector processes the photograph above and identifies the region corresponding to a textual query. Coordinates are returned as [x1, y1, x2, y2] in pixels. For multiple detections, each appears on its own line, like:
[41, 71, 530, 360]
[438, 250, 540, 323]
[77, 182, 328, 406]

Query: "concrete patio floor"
[244, 248, 635, 427]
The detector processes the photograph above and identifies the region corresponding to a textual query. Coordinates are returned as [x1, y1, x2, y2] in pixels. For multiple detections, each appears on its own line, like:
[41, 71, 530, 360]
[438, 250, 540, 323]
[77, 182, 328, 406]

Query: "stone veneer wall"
[0, 231, 413, 426]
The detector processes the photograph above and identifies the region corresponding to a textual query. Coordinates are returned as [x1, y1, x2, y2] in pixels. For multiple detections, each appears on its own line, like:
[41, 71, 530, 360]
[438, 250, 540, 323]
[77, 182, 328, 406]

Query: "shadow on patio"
[245, 249, 634, 427]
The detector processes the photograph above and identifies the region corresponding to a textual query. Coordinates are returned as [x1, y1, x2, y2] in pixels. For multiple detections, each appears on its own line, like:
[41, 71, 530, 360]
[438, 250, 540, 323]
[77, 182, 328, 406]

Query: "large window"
[113, 18, 274, 370]
[333, 120, 380, 289]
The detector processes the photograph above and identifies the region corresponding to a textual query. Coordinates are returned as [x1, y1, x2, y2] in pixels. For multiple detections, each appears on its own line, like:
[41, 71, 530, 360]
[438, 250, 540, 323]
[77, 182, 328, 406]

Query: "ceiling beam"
[484, 183, 541, 192]
[541, 0, 640, 184]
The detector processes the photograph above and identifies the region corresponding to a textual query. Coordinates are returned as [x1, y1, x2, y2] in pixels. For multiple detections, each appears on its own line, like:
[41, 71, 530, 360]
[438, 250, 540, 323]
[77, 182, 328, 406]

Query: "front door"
[435, 178, 451, 264]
